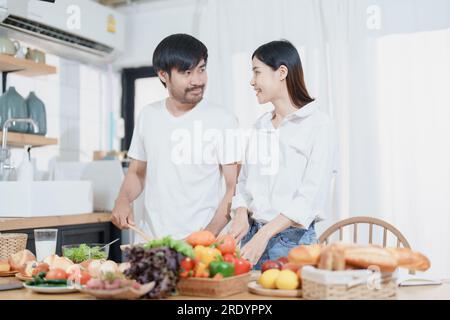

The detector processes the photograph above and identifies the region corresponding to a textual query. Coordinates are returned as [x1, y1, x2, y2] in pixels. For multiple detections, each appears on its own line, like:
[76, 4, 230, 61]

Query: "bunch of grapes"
[124, 246, 184, 299]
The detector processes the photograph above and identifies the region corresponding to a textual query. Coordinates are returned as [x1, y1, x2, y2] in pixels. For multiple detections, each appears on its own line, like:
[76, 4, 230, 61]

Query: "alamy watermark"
[170, 121, 281, 175]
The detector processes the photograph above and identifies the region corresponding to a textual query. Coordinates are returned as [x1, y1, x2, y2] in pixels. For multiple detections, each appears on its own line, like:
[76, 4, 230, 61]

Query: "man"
[111, 34, 240, 240]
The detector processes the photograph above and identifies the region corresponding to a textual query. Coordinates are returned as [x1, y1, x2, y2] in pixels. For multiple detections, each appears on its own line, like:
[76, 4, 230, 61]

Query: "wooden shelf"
[0, 131, 58, 148]
[0, 54, 57, 77]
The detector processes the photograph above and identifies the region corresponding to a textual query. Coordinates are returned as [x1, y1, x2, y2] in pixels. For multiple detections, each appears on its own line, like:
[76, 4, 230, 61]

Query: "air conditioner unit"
[0, 0, 125, 64]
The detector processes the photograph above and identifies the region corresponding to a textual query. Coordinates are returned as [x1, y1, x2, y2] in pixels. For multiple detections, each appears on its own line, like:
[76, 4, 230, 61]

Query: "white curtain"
[190, 0, 450, 278]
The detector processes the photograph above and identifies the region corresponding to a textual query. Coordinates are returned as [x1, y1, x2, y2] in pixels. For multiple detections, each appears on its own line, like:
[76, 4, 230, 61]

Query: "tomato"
[32, 263, 49, 276]
[282, 263, 302, 273]
[261, 260, 282, 273]
[277, 256, 289, 266]
[69, 271, 91, 285]
[45, 268, 67, 280]
[223, 253, 236, 264]
[180, 257, 195, 272]
[234, 258, 252, 275]
[217, 235, 236, 255]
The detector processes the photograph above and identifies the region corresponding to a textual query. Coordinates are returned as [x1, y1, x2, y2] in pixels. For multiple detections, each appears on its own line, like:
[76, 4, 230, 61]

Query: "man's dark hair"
[153, 34, 208, 87]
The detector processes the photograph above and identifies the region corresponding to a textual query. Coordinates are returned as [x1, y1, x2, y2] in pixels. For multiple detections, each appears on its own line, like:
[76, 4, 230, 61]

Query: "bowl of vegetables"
[62, 243, 109, 263]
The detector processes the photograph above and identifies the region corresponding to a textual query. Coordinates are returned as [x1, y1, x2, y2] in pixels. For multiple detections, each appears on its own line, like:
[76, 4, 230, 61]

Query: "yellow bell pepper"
[194, 245, 221, 266]
[194, 261, 209, 278]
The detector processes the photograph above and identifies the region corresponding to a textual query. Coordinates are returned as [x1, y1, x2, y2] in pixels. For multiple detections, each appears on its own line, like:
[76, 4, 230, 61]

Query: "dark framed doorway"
[120, 66, 157, 151]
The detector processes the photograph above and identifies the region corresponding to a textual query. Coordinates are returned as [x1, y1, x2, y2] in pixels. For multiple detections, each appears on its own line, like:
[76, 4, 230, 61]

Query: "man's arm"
[204, 163, 238, 237]
[111, 159, 147, 229]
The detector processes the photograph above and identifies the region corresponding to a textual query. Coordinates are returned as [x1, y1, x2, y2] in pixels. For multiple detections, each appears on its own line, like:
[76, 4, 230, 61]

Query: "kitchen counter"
[0, 213, 112, 231]
[0, 278, 449, 300]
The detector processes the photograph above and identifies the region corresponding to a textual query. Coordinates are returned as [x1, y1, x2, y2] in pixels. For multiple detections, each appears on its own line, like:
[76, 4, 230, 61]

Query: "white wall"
[114, 0, 198, 69]
[114, 0, 450, 70]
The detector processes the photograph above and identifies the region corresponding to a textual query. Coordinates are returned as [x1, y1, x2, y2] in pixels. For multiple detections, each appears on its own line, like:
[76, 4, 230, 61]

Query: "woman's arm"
[205, 163, 238, 236]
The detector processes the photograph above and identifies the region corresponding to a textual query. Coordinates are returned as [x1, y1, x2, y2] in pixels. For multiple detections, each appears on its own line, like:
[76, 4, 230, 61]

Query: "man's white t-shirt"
[128, 99, 241, 240]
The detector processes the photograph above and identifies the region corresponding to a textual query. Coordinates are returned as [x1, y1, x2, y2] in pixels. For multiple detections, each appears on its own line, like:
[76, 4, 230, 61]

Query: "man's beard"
[173, 86, 205, 104]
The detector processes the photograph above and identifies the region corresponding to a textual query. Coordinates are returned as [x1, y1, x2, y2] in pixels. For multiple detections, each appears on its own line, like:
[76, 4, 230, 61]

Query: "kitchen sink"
[0, 181, 93, 217]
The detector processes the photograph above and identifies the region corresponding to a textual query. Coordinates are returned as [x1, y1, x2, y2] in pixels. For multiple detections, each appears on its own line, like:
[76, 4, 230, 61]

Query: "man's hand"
[228, 207, 250, 243]
[111, 197, 135, 229]
[111, 159, 146, 230]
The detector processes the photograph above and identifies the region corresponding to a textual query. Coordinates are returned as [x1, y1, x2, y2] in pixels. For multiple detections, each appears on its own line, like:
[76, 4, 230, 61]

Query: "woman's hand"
[240, 228, 271, 266]
[228, 207, 250, 243]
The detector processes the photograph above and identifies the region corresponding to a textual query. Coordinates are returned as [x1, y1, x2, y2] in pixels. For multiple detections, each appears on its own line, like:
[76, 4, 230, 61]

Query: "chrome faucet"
[0, 118, 39, 181]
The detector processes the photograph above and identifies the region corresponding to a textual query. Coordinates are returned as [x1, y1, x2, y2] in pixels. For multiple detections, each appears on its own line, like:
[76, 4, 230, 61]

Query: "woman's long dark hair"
[252, 40, 314, 108]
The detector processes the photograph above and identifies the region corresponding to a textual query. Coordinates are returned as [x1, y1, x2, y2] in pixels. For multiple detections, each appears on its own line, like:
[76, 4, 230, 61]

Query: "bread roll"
[387, 248, 430, 272]
[317, 244, 346, 271]
[43, 254, 59, 266]
[49, 256, 74, 272]
[288, 244, 322, 265]
[8, 250, 36, 272]
[80, 259, 93, 270]
[332, 246, 346, 271]
[0, 259, 11, 272]
[345, 245, 398, 272]
[318, 248, 334, 270]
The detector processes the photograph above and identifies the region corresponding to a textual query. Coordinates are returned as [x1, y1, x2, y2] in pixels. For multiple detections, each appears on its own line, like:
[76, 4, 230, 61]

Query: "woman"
[228, 40, 337, 269]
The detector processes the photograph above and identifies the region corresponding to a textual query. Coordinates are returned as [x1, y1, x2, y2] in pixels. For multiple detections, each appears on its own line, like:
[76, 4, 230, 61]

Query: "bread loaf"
[49, 256, 74, 272]
[318, 247, 334, 270]
[288, 244, 322, 265]
[0, 259, 11, 272]
[317, 243, 346, 271]
[43, 254, 59, 266]
[387, 247, 430, 272]
[8, 250, 36, 272]
[344, 245, 398, 272]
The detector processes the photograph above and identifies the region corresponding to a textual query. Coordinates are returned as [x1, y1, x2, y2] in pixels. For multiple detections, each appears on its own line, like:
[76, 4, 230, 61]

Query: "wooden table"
[1, 277, 449, 300]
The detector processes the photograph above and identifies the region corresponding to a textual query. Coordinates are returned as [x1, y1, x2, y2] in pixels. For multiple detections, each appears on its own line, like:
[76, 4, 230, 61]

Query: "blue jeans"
[241, 218, 318, 270]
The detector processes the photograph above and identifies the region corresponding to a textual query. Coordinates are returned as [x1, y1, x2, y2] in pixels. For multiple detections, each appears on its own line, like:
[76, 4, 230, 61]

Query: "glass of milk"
[34, 229, 58, 262]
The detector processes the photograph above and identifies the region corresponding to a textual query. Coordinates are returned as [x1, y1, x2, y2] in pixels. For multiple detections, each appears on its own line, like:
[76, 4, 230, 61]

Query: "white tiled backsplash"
[3, 53, 122, 179]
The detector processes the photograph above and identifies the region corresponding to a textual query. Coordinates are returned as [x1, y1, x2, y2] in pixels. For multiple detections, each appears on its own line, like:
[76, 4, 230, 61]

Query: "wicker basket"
[0, 233, 28, 259]
[301, 266, 397, 300]
[177, 273, 251, 298]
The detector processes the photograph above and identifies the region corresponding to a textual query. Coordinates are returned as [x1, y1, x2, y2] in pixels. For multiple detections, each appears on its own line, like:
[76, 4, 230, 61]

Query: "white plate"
[248, 281, 302, 297]
[23, 283, 79, 294]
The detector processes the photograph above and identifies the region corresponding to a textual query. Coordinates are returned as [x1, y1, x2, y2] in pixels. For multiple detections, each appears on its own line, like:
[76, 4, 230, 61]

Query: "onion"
[88, 260, 104, 278]
[99, 260, 118, 275]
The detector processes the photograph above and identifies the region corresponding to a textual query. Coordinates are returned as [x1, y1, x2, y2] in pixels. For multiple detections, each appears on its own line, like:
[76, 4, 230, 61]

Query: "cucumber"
[45, 279, 67, 285]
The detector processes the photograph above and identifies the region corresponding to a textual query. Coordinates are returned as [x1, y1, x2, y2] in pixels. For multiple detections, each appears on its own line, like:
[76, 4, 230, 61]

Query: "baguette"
[345, 245, 398, 272]
[387, 247, 430, 272]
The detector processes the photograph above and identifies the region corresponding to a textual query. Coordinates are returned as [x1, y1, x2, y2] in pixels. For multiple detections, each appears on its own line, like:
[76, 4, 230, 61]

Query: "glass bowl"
[62, 243, 109, 264]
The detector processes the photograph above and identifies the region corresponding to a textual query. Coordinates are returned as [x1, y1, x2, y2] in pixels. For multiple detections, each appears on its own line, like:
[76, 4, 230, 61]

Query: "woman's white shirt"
[231, 101, 338, 229]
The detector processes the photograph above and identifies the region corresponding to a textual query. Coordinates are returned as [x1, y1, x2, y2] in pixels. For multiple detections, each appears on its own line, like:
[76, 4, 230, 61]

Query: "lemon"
[258, 269, 281, 289]
[275, 270, 299, 290]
